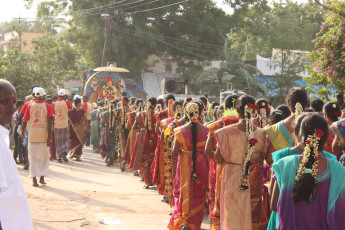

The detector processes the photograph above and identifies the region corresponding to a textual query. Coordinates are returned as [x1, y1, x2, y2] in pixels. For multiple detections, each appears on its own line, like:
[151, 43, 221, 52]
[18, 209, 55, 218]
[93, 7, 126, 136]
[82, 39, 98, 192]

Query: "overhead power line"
[121, 0, 161, 10]
[134, 25, 211, 60]
[126, 0, 188, 14]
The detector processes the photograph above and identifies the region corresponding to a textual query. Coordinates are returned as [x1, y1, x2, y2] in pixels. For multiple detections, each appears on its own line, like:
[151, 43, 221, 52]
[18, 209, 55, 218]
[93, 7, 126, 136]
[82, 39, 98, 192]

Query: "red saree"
[168, 125, 209, 230]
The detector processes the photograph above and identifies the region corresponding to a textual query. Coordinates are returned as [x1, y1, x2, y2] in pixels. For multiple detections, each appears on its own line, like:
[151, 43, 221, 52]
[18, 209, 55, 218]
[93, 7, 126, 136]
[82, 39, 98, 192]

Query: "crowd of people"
[2, 78, 345, 229]
[88, 87, 345, 229]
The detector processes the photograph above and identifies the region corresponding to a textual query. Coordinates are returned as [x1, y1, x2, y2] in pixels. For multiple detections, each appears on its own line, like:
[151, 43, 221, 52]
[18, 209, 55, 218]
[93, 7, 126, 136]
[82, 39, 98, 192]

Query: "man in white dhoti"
[0, 79, 33, 230]
[22, 87, 54, 187]
[53, 89, 72, 163]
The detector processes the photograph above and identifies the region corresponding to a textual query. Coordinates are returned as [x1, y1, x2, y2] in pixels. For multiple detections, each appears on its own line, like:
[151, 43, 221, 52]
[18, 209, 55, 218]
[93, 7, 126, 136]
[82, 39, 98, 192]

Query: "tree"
[27, 0, 233, 73]
[259, 50, 310, 105]
[0, 45, 34, 99]
[228, 1, 324, 60]
[30, 33, 80, 94]
[306, 0, 345, 99]
[188, 40, 264, 97]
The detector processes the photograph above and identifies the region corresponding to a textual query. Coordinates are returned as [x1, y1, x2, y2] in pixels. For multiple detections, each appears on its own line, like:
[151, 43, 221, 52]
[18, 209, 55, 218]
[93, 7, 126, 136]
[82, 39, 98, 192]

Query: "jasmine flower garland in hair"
[240, 103, 258, 191]
[295, 102, 303, 118]
[295, 129, 324, 182]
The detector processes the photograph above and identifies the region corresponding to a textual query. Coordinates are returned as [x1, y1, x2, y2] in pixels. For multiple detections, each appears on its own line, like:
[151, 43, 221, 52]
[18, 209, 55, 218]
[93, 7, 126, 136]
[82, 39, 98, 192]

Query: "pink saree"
[168, 125, 209, 230]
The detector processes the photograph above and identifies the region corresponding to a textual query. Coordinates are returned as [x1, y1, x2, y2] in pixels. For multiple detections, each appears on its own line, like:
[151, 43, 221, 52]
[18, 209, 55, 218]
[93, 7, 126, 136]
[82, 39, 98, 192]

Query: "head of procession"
[105, 75, 114, 87]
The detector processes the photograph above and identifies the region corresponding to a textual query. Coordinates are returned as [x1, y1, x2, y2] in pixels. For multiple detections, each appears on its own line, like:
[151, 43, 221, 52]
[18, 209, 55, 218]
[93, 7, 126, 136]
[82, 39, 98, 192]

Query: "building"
[0, 31, 44, 54]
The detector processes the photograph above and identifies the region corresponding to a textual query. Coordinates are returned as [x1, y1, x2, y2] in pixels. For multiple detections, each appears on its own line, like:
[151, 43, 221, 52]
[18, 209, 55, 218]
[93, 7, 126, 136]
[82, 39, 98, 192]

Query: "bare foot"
[39, 176, 46, 185]
[33, 177, 39, 187]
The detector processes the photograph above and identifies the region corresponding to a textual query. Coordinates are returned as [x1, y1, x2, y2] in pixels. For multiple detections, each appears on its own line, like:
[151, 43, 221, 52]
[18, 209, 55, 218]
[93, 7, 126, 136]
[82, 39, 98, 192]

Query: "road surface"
[18, 146, 210, 230]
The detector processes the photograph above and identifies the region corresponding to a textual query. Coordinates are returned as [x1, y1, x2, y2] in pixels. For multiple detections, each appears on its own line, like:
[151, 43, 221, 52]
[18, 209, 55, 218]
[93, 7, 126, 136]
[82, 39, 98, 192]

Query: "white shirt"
[0, 125, 33, 230]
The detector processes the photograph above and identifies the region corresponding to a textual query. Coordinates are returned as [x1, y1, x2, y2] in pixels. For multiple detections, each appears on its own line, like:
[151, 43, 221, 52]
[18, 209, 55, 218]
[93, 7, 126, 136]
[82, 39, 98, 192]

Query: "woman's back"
[273, 155, 345, 230]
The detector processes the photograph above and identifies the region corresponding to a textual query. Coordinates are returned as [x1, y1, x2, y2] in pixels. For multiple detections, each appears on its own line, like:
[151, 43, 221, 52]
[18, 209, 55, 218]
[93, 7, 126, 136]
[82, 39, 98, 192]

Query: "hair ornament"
[295, 102, 303, 118]
[333, 104, 337, 108]
[247, 103, 258, 110]
[240, 104, 256, 191]
[304, 168, 313, 174]
[295, 128, 324, 182]
[145, 101, 153, 131]
[335, 111, 341, 117]
[259, 108, 267, 128]
[122, 99, 127, 105]
[186, 102, 199, 123]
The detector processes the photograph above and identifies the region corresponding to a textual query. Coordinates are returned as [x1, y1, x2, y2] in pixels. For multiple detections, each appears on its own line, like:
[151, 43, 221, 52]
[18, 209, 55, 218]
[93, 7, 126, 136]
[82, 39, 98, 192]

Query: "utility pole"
[101, 12, 111, 67]
[12, 16, 22, 52]
[243, 35, 251, 94]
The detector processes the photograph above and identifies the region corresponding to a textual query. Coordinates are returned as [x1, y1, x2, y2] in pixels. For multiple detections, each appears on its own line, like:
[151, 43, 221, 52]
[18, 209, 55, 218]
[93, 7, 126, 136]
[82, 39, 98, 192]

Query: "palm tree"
[190, 40, 264, 97]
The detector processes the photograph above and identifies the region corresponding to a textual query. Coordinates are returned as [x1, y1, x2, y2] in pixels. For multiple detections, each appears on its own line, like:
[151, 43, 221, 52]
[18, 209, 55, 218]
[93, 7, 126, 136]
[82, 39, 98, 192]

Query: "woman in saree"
[271, 113, 345, 229]
[152, 100, 183, 199]
[168, 101, 209, 230]
[130, 97, 158, 188]
[114, 96, 131, 171]
[215, 95, 267, 230]
[68, 96, 87, 161]
[265, 87, 310, 230]
[124, 99, 142, 168]
[323, 102, 341, 159]
[152, 96, 176, 195]
[164, 97, 193, 207]
[205, 94, 240, 230]
[90, 102, 100, 152]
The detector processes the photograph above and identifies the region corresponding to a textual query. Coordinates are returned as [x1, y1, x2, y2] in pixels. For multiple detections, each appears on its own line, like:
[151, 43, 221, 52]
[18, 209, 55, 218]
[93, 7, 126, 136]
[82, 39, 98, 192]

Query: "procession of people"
[2, 77, 345, 230]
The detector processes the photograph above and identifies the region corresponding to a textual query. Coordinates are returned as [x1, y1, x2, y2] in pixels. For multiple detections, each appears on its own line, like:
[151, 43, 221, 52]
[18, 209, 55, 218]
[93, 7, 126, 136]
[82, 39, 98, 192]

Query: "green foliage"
[0, 45, 34, 99]
[30, 33, 80, 94]
[260, 50, 310, 105]
[228, 1, 323, 60]
[188, 40, 264, 98]
[307, 0, 345, 99]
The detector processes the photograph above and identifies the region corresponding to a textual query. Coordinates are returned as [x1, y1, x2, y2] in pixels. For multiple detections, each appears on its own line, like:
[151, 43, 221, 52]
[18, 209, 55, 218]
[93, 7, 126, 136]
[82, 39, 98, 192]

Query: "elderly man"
[0, 79, 33, 230]
[53, 89, 72, 163]
[22, 87, 54, 187]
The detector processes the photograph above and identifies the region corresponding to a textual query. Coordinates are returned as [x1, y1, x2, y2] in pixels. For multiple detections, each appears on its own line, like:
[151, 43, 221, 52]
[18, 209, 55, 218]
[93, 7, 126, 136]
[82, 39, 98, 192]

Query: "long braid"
[191, 115, 197, 178]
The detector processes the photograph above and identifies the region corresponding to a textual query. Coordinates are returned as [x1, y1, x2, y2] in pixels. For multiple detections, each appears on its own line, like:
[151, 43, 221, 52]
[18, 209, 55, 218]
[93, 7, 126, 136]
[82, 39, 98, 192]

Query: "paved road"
[18, 147, 210, 230]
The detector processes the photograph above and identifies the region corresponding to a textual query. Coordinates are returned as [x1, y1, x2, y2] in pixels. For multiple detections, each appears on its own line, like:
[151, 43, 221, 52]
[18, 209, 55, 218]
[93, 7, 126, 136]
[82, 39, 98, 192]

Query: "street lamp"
[101, 13, 111, 67]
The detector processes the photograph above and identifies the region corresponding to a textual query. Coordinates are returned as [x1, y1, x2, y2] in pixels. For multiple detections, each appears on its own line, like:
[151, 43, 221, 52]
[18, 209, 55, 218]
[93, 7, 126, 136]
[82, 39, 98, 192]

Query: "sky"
[0, 0, 310, 23]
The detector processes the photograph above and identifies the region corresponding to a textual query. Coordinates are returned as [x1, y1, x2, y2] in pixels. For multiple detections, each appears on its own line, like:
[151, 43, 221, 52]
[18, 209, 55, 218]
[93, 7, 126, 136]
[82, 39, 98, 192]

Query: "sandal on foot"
[75, 158, 82, 162]
[57, 158, 63, 163]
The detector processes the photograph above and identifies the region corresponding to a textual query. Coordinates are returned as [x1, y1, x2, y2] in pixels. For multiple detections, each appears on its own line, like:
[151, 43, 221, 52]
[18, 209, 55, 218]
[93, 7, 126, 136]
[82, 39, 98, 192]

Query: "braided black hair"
[292, 113, 329, 203]
[189, 101, 204, 180]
